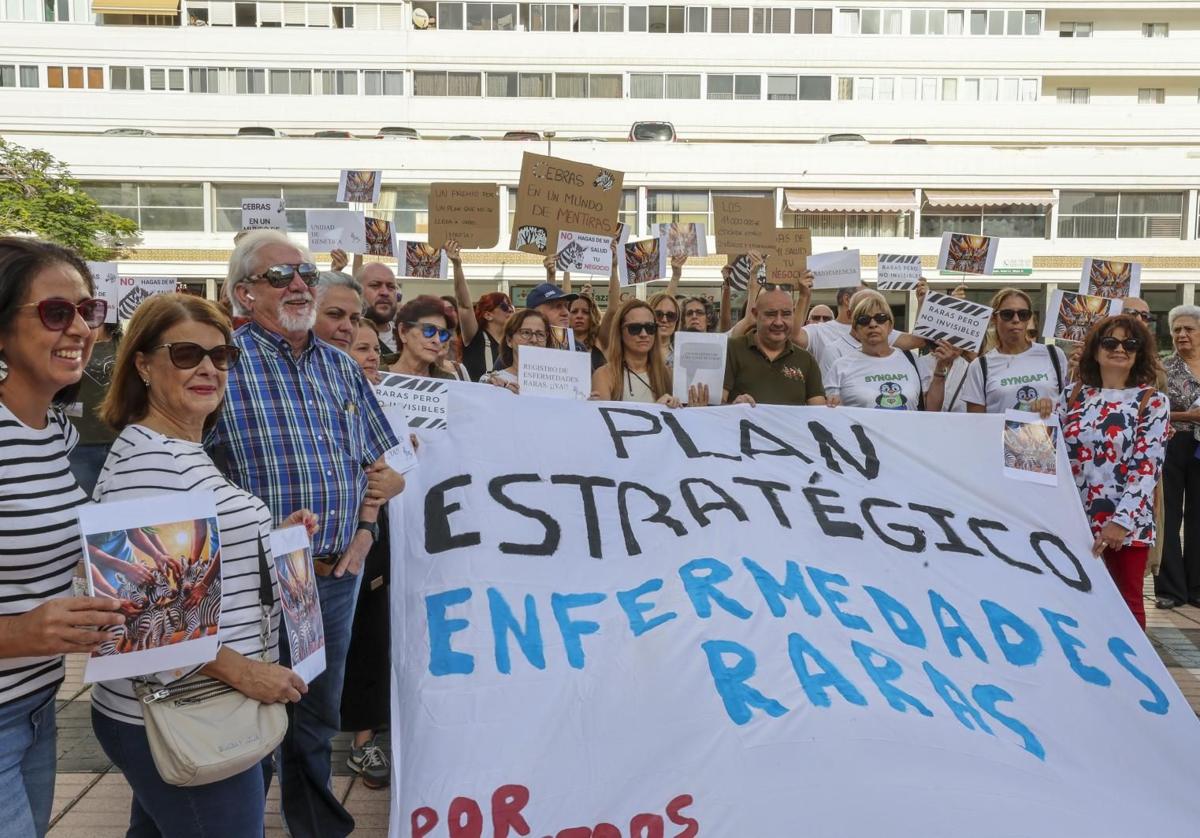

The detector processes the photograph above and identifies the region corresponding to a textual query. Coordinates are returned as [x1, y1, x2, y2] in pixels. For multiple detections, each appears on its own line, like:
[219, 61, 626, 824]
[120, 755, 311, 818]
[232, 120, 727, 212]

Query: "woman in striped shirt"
[0, 238, 125, 837]
[91, 294, 315, 836]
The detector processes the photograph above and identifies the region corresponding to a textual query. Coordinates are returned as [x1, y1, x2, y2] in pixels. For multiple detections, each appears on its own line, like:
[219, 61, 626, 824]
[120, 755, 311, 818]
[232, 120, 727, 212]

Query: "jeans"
[68, 442, 110, 498]
[91, 708, 269, 838]
[278, 571, 360, 838]
[0, 684, 59, 838]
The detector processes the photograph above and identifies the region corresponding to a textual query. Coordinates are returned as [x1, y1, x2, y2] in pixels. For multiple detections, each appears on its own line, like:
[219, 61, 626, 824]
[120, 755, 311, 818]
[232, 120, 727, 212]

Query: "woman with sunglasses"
[648, 292, 681, 368]
[824, 292, 935, 411]
[89, 293, 315, 835]
[387, 296, 457, 380]
[591, 300, 679, 406]
[480, 309, 550, 394]
[962, 288, 1067, 415]
[0, 238, 126, 837]
[1053, 315, 1168, 629]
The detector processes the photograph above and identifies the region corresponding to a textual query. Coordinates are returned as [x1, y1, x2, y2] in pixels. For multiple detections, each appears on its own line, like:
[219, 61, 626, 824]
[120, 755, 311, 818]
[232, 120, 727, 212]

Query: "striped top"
[0, 402, 85, 706]
[91, 424, 281, 725]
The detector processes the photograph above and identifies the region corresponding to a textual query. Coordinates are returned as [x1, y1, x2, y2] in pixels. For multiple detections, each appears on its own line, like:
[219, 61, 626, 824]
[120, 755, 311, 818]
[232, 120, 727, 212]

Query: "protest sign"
[938, 232, 998, 275]
[713, 196, 777, 254]
[556, 230, 613, 275]
[725, 253, 766, 292]
[516, 345, 591, 399]
[241, 197, 287, 231]
[672, 331, 726, 404]
[1002, 411, 1060, 487]
[509, 152, 624, 253]
[78, 492, 220, 683]
[1080, 258, 1141, 300]
[767, 227, 812, 284]
[619, 236, 668, 286]
[657, 222, 709, 258]
[375, 372, 450, 431]
[270, 526, 326, 684]
[86, 261, 120, 323]
[365, 217, 396, 257]
[338, 169, 382, 204]
[306, 209, 365, 253]
[428, 182, 500, 249]
[116, 276, 176, 321]
[397, 241, 449, 279]
[876, 254, 922, 290]
[808, 248, 862, 289]
[389, 385, 1200, 837]
[1045, 290, 1123, 343]
[912, 291, 993, 352]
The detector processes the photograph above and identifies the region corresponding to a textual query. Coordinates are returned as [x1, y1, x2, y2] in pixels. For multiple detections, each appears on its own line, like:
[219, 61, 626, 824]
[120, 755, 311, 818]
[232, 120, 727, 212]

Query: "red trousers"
[1103, 545, 1149, 629]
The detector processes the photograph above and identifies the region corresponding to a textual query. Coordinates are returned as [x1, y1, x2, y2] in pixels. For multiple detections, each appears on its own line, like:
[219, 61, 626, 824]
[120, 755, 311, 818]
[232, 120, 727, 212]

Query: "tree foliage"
[0, 137, 139, 260]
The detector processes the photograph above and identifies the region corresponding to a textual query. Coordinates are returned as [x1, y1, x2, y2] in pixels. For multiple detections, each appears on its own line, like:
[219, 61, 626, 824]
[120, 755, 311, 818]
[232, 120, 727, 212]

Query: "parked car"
[236, 126, 281, 137]
[892, 137, 928, 145]
[817, 133, 868, 144]
[502, 131, 541, 141]
[376, 126, 421, 140]
[629, 121, 676, 142]
[448, 134, 484, 140]
[102, 128, 157, 136]
[313, 130, 354, 138]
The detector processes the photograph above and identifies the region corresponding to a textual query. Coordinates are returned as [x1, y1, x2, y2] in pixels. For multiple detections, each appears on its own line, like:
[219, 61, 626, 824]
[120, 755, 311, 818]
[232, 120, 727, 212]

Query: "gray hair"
[226, 229, 313, 316]
[1168, 304, 1200, 330]
[315, 271, 363, 306]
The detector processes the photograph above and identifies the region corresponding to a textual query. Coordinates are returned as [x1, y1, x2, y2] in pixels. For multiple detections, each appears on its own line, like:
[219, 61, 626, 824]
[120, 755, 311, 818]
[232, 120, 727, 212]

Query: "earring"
[142, 378, 150, 388]
[0, 352, 8, 383]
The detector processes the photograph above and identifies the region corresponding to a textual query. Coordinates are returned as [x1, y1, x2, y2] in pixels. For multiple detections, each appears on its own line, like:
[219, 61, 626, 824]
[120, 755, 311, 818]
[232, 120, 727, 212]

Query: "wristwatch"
[355, 520, 379, 544]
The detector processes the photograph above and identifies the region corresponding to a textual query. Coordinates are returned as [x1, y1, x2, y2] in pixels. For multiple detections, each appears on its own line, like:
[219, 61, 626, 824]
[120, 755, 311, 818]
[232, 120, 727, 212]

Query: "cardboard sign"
[672, 331, 726, 405]
[1044, 290, 1123, 343]
[938, 231, 998, 275]
[116, 276, 176, 321]
[713, 196, 777, 255]
[240, 197, 287, 231]
[876, 254, 922, 290]
[269, 526, 326, 684]
[365, 217, 397, 257]
[338, 169, 382, 204]
[306, 209, 365, 253]
[396, 241, 449, 280]
[808, 249, 862, 290]
[912, 291, 993, 352]
[516, 345, 591, 399]
[767, 227, 812, 284]
[657, 222, 709, 258]
[428, 182, 500, 249]
[619, 236, 668, 286]
[556, 231, 614, 275]
[86, 261, 120, 324]
[509, 152, 624, 253]
[1080, 258, 1141, 300]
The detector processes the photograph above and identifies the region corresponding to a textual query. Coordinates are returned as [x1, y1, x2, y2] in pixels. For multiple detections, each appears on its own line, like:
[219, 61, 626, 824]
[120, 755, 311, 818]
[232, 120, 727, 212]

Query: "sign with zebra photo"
[77, 492, 222, 683]
[875, 254, 923, 290]
[912, 291, 993, 352]
[270, 526, 326, 684]
[375, 373, 450, 431]
[555, 230, 613, 275]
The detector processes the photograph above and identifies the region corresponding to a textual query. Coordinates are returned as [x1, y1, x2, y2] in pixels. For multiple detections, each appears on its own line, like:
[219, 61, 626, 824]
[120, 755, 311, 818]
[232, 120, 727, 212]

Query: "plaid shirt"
[209, 321, 398, 555]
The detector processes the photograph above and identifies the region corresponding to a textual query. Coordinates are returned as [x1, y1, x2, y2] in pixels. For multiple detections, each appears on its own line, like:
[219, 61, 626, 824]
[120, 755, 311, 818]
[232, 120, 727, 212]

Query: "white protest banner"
[241, 197, 287, 231]
[556, 230, 613, 275]
[1045, 290, 1123, 343]
[306, 209, 365, 253]
[657, 222, 709, 258]
[672, 331, 726, 405]
[397, 241, 449, 280]
[808, 248, 862, 289]
[338, 169, 382, 204]
[876, 254, 923, 290]
[938, 231, 999, 275]
[269, 526, 326, 684]
[1080, 258, 1141, 300]
[912, 291, 993, 352]
[86, 261, 120, 323]
[116, 276, 176, 321]
[619, 236, 668, 286]
[390, 386, 1200, 837]
[517, 345, 591, 399]
[78, 491, 221, 683]
[375, 372, 450, 432]
[1002, 410, 1061, 487]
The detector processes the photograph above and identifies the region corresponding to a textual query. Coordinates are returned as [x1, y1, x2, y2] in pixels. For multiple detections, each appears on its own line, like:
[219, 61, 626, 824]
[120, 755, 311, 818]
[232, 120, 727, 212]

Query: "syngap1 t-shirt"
[961, 343, 1067, 413]
[825, 349, 929, 410]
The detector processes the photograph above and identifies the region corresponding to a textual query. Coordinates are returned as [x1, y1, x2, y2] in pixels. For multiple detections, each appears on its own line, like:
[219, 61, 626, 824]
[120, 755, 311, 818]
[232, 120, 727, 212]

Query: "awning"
[91, 0, 179, 13]
[923, 189, 1056, 208]
[784, 189, 917, 213]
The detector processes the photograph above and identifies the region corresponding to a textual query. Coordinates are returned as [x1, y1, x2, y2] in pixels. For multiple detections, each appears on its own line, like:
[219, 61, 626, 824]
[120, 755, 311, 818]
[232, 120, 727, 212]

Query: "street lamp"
[545, 130, 556, 157]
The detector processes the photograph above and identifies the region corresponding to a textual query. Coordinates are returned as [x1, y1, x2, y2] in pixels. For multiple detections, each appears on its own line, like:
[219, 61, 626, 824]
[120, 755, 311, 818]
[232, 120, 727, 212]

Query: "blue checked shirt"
[208, 321, 399, 556]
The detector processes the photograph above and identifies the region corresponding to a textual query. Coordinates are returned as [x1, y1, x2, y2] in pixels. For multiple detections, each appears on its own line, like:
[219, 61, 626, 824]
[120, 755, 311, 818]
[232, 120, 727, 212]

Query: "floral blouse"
[1163, 353, 1200, 435]
[1056, 385, 1169, 547]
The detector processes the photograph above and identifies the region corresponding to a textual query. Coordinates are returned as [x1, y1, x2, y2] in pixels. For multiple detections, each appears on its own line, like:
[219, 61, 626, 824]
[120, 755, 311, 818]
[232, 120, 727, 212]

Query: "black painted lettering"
[807, 421, 880, 479]
[731, 477, 793, 529]
[1030, 532, 1091, 592]
[740, 420, 814, 463]
[680, 478, 749, 528]
[662, 412, 741, 461]
[907, 503, 983, 556]
[617, 481, 688, 556]
[801, 486, 864, 540]
[969, 517, 1041, 575]
[550, 474, 617, 559]
[599, 406, 662, 459]
[488, 474, 561, 556]
[861, 498, 926, 552]
[425, 474, 481, 554]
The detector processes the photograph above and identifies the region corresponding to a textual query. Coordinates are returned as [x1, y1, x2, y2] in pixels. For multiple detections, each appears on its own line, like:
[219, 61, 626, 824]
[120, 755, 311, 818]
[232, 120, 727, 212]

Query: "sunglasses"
[808, 314, 834, 323]
[250, 262, 319, 288]
[1099, 336, 1141, 353]
[854, 313, 891, 327]
[996, 308, 1033, 323]
[625, 322, 659, 336]
[497, 300, 515, 313]
[21, 298, 108, 330]
[1128, 310, 1156, 324]
[654, 310, 678, 323]
[406, 321, 451, 343]
[151, 342, 241, 371]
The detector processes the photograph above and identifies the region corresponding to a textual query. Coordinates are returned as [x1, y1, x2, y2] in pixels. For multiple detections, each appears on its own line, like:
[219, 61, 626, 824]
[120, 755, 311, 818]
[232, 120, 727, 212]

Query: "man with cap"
[525, 282, 588, 351]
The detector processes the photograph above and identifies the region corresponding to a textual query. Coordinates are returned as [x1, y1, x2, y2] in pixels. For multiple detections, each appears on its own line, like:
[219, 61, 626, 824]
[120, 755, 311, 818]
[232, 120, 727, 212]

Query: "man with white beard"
[210, 230, 404, 837]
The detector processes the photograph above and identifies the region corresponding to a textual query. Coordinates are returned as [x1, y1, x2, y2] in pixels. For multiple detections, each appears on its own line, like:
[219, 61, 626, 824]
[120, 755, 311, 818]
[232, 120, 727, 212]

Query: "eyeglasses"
[151, 342, 241, 371]
[654, 310, 678, 323]
[625, 322, 658, 337]
[996, 308, 1033, 323]
[854, 313, 891, 327]
[808, 314, 834, 323]
[249, 263, 319, 288]
[1099, 336, 1141, 353]
[405, 321, 451, 343]
[515, 328, 547, 343]
[1127, 310, 1156, 324]
[20, 298, 108, 330]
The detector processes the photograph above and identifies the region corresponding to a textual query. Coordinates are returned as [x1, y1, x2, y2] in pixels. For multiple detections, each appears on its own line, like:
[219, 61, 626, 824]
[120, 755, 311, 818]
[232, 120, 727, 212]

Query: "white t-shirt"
[961, 343, 1068, 414]
[825, 349, 930, 411]
[803, 319, 899, 383]
[918, 354, 970, 413]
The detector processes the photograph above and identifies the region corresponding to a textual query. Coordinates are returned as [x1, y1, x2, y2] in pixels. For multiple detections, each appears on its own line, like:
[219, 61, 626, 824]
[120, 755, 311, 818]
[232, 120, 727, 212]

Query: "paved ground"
[48, 582, 1200, 837]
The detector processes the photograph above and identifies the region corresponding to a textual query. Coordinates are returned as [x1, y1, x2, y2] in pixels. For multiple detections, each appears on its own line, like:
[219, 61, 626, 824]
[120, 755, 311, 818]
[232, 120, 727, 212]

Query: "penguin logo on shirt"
[1015, 385, 1039, 411]
[875, 381, 908, 410]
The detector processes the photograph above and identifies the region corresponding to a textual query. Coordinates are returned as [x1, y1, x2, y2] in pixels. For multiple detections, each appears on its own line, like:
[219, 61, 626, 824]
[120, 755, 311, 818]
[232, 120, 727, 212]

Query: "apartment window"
[667, 74, 701, 98]
[188, 67, 220, 93]
[82, 182, 205, 232]
[927, 9, 944, 34]
[235, 68, 267, 94]
[1057, 87, 1089, 104]
[687, 6, 705, 31]
[940, 78, 957, 99]
[110, 66, 146, 91]
[1138, 88, 1165, 105]
[556, 73, 587, 98]
[646, 190, 711, 230]
[364, 70, 404, 95]
[767, 75, 797, 101]
[735, 75, 761, 100]
[374, 186, 430, 234]
[920, 204, 1048, 239]
[1005, 9, 1020, 34]
[47, 66, 102, 90]
[839, 8, 857, 33]
[631, 72, 700, 101]
[234, 1, 255, 25]
[855, 78, 873, 100]
[968, 10, 985, 35]
[1058, 191, 1184, 239]
[947, 9, 963, 35]
[213, 183, 342, 232]
[628, 4, 646, 29]
[709, 5, 748, 32]
[331, 4, 354, 26]
[578, 4, 623, 31]
[799, 75, 831, 100]
[837, 77, 853, 100]
[414, 71, 480, 96]
[1024, 10, 1040, 34]
[519, 72, 551, 97]
[795, 7, 832, 33]
[520, 3, 572, 30]
[1142, 22, 1168, 38]
[318, 70, 357, 95]
[588, 73, 622, 98]
[1059, 21, 1091, 37]
[436, 2, 464, 28]
[783, 210, 909, 238]
[909, 9, 925, 34]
